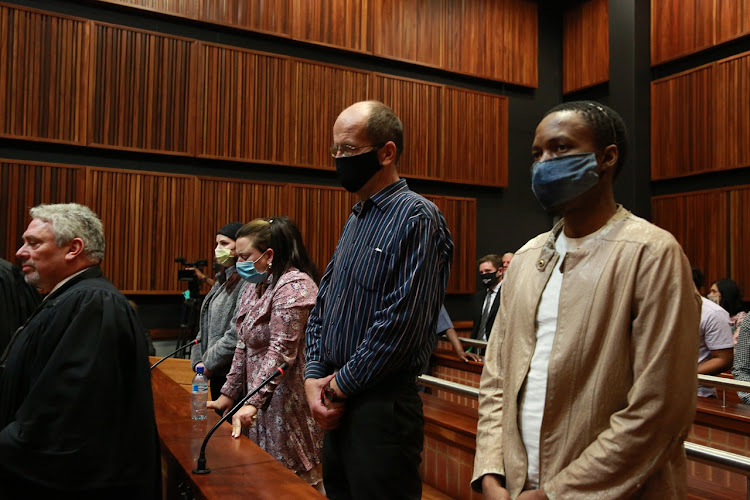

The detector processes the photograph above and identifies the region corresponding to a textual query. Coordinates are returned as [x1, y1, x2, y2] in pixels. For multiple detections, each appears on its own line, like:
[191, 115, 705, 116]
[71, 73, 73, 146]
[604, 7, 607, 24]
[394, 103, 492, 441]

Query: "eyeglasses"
[328, 143, 383, 158]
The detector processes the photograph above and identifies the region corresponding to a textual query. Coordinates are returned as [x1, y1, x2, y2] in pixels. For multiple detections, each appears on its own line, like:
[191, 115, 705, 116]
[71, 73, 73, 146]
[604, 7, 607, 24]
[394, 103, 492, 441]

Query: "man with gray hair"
[0, 203, 160, 498]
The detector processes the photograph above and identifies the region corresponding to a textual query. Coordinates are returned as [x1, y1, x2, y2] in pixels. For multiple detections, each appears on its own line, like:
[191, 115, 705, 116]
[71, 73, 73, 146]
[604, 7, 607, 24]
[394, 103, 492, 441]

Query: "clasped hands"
[206, 395, 258, 438]
[304, 373, 345, 430]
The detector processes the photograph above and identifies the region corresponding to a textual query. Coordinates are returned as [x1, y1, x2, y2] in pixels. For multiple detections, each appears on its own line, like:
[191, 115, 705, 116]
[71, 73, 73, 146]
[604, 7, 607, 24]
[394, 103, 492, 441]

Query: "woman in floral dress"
[208, 217, 323, 488]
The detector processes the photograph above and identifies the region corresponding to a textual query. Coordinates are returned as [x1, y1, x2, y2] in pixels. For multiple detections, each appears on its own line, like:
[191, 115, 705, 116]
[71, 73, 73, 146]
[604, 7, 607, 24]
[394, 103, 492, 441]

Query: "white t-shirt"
[698, 296, 734, 397]
[518, 225, 606, 489]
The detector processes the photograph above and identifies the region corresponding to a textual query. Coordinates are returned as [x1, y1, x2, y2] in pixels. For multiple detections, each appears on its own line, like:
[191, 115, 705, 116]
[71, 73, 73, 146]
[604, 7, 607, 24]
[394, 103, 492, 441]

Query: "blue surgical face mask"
[236, 251, 268, 283]
[531, 152, 600, 211]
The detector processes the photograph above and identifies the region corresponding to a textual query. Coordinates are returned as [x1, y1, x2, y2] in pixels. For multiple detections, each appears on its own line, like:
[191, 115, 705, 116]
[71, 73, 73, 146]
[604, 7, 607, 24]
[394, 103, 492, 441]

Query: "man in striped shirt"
[305, 100, 453, 499]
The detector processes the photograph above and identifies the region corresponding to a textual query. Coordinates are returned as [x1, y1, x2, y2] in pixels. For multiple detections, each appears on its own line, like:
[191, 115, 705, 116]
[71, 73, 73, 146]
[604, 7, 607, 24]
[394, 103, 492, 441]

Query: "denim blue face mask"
[236, 251, 268, 283]
[531, 152, 600, 211]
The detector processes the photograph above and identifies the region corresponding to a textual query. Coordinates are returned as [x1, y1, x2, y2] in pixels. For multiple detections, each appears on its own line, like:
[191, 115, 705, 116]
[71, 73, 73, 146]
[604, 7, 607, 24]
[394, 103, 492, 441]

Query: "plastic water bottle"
[191, 366, 208, 420]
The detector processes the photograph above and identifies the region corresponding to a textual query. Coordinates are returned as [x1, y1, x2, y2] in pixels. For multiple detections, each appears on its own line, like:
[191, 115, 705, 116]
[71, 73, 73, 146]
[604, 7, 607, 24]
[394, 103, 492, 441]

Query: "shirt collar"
[352, 179, 409, 217]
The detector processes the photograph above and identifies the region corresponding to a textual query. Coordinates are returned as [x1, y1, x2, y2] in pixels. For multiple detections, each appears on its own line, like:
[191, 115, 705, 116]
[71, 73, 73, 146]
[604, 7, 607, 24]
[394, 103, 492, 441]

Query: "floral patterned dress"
[221, 268, 323, 485]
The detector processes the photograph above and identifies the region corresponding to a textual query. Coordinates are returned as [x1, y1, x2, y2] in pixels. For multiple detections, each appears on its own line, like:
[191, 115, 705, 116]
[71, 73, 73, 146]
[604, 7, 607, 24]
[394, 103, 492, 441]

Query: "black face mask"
[480, 272, 499, 288]
[334, 149, 382, 193]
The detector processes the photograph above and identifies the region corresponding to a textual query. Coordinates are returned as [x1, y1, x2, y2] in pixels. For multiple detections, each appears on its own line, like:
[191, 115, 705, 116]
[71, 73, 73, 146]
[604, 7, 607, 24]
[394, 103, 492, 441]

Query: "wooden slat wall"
[442, 88, 508, 186]
[713, 52, 750, 170]
[91, 0, 536, 86]
[730, 188, 750, 300]
[716, 0, 750, 44]
[651, 65, 713, 179]
[0, 161, 84, 260]
[2, 159, 477, 295]
[652, 190, 730, 297]
[562, 0, 609, 94]
[84, 168, 198, 293]
[651, 0, 715, 65]
[0, 6, 88, 144]
[370, 0, 444, 68]
[89, 23, 195, 154]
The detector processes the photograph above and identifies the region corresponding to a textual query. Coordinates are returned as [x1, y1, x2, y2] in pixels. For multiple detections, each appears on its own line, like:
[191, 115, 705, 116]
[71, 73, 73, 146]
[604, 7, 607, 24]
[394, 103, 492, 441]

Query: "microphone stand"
[192, 362, 288, 474]
[150, 339, 198, 370]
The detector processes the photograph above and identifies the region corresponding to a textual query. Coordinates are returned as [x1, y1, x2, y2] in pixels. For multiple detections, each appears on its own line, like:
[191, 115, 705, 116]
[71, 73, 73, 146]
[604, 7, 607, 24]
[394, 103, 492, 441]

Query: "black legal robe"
[0, 258, 41, 354]
[0, 266, 160, 498]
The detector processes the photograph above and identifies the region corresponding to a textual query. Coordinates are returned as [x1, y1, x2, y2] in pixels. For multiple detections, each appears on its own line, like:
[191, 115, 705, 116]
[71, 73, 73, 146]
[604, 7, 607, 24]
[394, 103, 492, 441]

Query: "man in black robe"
[0, 203, 160, 499]
[0, 258, 41, 353]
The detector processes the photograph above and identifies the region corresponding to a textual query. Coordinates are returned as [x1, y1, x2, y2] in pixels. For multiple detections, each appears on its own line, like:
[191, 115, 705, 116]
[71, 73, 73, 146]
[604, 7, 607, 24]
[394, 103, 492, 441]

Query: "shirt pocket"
[352, 246, 393, 293]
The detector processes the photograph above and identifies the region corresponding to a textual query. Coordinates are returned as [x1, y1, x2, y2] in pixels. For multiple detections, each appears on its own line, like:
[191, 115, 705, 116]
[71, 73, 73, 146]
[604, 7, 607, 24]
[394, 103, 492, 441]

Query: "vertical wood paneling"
[0, 161, 85, 262]
[0, 6, 88, 144]
[291, 0, 369, 53]
[90, 23, 194, 154]
[425, 195, 476, 294]
[563, 0, 609, 94]
[651, 0, 715, 65]
[716, 0, 750, 44]
[290, 61, 372, 169]
[651, 66, 713, 179]
[370, 0, 443, 67]
[442, 88, 508, 187]
[651, 191, 728, 288]
[714, 53, 750, 170]
[85, 168, 197, 293]
[730, 188, 750, 301]
[444, 0, 537, 86]
[95, 0, 201, 18]
[373, 75, 442, 180]
[198, 44, 291, 163]
[200, 0, 291, 35]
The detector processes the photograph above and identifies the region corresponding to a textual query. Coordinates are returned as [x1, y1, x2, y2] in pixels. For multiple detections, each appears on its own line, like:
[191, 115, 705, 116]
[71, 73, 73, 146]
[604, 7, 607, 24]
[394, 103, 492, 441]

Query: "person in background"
[692, 268, 733, 398]
[127, 300, 156, 357]
[0, 203, 159, 498]
[208, 217, 323, 490]
[733, 319, 750, 405]
[708, 278, 747, 343]
[0, 258, 41, 354]
[471, 254, 503, 342]
[190, 222, 245, 404]
[442, 305, 481, 362]
[501, 252, 514, 279]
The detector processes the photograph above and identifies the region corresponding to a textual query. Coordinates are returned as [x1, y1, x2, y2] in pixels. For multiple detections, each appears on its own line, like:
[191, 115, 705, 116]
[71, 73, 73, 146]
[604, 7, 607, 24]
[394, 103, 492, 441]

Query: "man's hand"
[517, 489, 547, 499]
[206, 394, 233, 416]
[482, 474, 511, 500]
[459, 351, 482, 362]
[231, 404, 258, 438]
[305, 374, 345, 430]
[195, 362, 213, 378]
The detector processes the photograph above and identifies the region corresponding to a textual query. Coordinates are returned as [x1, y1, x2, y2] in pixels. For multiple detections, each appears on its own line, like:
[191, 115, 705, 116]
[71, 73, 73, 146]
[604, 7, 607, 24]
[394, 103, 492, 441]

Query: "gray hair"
[30, 203, 105, 261]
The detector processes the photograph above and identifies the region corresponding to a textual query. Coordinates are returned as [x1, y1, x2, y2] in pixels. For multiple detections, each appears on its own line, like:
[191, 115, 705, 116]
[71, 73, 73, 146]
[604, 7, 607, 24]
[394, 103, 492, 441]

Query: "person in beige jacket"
[472, 101, 700, 499]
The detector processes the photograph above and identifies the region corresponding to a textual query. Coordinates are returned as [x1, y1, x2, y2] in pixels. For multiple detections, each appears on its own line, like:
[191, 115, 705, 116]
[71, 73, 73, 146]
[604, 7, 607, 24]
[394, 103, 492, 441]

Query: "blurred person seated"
[733, 319, 750, 404]
[501, 251, 514, 279]
[708, 278, 747, 343]
[208, 217, 323, 490]
[693, 268, 733, 398]
[0, 258, 41, 354]
[440, 305, 481, 363]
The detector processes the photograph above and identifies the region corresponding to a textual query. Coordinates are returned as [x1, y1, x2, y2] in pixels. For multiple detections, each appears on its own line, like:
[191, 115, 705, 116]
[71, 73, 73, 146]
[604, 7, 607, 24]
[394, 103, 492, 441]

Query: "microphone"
[150, 339, 198, 370]
[192, 362, 288, 474]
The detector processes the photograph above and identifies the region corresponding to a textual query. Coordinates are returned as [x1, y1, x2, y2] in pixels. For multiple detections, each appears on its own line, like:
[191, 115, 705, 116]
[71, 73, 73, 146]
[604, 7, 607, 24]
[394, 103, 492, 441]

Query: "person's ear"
[379, 141, 397, 167]
[65, 238, 86, 261]
[265, 248, 275, 266]
[599, 144, 618, 176]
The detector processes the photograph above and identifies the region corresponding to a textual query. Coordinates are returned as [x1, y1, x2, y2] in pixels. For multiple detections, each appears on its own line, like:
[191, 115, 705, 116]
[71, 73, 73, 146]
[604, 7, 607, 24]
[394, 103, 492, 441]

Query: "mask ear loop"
[586, 102, 617, 147]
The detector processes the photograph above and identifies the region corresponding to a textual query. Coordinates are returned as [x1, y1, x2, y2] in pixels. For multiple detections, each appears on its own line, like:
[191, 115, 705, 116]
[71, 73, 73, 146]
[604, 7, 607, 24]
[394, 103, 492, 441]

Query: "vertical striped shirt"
[305, 179, 454, 396]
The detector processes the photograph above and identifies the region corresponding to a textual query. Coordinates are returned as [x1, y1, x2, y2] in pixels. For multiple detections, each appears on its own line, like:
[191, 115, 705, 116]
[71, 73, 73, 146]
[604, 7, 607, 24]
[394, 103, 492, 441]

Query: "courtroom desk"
[151, 360, 324, 500]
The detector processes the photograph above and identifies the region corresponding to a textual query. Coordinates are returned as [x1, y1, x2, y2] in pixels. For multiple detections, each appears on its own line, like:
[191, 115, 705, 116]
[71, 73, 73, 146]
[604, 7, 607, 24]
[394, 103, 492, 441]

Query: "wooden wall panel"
[444, 0, 537, 86]
[0, 6, 88, 144]
[373, 75, 442, 180]
[651, 0, 715, 65]
[198, 44, 291, 163]
[370, 0, 443, 67]
[714, 53, 750, 170]
[651, 191, 728, 290]
[730, 188, 750, 301]
[0, 161, 85, 263]
[200, 0, 291, 35]
[651, 66, 713, 179]
[90, 23, 194, 154]
[291, 0, 369, 53]
[562, 0, 609, 94]
[442, 88, 508, 187]
[96, 0, 201, 19]
[85, 168, 197, 293]
[716, 0, 750, 44]
[290, 61, 372, 169]
[426, 195, 477, 294]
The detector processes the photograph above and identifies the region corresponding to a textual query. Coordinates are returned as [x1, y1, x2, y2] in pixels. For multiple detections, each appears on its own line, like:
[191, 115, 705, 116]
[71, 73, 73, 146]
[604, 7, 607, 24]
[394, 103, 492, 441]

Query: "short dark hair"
[545, 100, 628, 176]
[477, 254, 502, 270]
[714, 278, 744, 316]
[236, 217, 320, 293]
[364, 101, 403, 163]
[691, 267, 704, 289]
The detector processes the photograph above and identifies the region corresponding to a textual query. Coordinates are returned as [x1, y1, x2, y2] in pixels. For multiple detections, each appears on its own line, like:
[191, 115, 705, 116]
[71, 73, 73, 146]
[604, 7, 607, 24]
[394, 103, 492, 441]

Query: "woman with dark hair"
[190, 222, 245, 403]
[208, 217, 323, 489]
[708, 278, 747, 343]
